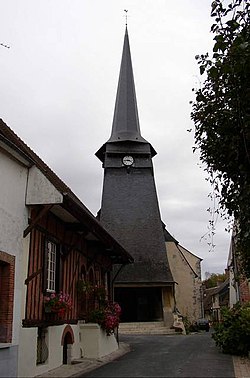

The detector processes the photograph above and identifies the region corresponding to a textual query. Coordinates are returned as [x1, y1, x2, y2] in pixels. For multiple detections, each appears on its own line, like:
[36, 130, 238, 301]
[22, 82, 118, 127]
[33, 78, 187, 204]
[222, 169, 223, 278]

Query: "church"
[96, 27, 202, 328]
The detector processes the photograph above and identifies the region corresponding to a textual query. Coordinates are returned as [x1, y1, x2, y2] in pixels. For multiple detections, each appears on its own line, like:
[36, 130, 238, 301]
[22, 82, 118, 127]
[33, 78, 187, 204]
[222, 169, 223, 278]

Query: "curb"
[71, 342, 131, 377]
[35, 343, 131, 378]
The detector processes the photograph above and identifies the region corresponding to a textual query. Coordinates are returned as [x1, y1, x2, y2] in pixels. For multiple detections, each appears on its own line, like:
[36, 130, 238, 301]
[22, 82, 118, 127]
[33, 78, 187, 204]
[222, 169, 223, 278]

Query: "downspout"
[111, 264, 126, 301]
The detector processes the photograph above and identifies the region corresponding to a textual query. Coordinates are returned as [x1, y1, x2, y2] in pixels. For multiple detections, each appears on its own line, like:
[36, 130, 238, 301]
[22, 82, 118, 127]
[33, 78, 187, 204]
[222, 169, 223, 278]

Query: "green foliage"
[76, 280, 93, 293]
[76, 280, 106, 302]
[212, 302, 250, 355]
[191, 0, 250, 277]
[88, 308, 105, 324]
[182, 316, 199, 334]
[203, 272, 227, 288]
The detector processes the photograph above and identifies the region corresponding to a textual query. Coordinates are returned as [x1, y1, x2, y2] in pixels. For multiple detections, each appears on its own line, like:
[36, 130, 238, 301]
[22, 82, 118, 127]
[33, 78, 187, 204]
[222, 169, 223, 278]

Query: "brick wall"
[0, 251, 15, 343]
[240, 279, 250, 303]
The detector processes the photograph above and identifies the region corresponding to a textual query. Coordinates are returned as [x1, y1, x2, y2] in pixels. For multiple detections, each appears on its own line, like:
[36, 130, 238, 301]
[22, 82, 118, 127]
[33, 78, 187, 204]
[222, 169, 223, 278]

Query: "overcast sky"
[0, 0, 232, 278]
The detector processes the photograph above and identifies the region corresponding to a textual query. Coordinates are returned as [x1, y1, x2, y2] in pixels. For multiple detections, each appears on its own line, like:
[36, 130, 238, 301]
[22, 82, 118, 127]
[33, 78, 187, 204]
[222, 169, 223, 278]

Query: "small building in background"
[203, 278, 229, 322]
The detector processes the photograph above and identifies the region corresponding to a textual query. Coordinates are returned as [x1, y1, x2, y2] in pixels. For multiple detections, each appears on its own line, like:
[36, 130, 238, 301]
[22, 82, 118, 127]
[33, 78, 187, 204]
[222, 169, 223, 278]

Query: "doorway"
[115, 287, 163, 322]
[62, 331, 73, 364]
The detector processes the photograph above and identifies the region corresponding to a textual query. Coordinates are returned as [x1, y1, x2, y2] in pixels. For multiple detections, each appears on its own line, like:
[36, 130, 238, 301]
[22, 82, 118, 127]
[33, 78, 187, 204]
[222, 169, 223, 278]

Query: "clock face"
[122, 155, 134, 166]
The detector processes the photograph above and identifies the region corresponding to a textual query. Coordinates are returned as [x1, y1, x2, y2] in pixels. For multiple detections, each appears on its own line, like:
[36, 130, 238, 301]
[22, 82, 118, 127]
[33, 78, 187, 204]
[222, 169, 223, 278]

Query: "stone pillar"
[162, 287, 174, 327]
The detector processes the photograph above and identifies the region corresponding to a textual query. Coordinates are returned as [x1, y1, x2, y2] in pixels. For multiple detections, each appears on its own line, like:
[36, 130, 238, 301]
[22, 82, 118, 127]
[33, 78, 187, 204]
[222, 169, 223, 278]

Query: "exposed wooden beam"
[23, 204, 53, 238]
[64, 222, 89, 234]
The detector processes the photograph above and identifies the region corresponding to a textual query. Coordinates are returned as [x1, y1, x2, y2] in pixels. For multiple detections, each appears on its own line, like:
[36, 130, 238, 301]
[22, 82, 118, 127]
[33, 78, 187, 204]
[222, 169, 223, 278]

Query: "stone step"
[119, 328, 176, 335]
[119, 321, 165, 328]
[118, 322, 176, 335]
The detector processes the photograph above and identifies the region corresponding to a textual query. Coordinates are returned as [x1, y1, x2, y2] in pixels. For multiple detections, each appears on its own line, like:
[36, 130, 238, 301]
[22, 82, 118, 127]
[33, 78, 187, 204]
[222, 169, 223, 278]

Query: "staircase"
[118, 321, 177, 335]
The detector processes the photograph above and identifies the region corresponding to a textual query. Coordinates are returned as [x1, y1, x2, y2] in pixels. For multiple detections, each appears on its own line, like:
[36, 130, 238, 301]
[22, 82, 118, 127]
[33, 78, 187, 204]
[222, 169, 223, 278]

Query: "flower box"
[44, 292, 72, 317]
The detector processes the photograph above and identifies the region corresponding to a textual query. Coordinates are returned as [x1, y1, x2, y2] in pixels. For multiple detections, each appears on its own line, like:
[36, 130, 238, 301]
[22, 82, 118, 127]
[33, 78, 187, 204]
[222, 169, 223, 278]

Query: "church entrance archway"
[115, 287, 163, 322]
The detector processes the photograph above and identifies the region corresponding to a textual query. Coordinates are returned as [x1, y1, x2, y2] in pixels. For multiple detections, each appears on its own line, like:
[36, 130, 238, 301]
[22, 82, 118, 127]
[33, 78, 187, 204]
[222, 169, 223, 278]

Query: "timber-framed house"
[0, 119, 133, 377]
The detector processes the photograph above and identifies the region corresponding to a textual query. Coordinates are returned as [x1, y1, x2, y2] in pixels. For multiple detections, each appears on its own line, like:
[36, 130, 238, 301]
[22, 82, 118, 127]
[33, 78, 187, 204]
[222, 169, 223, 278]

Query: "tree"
[191, 0, 250, 277]
[203, 272, 227, 288]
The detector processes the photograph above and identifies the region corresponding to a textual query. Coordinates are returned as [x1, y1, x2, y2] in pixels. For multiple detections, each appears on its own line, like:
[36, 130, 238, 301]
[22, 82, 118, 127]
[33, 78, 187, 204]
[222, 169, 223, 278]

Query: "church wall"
[166, 241, 202, 323]
[179, 245, 202, 279]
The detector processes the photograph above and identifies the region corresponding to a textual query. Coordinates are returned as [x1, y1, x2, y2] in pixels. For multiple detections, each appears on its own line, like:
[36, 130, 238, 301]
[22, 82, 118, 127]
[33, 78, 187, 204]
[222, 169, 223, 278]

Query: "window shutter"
[42, 236, 48, 293]
[55, 244, 61, 292]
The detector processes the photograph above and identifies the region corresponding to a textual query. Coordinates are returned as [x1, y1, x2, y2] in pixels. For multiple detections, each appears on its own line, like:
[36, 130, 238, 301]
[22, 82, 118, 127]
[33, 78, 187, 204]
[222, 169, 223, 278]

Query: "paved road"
[82, 332, 235, 377]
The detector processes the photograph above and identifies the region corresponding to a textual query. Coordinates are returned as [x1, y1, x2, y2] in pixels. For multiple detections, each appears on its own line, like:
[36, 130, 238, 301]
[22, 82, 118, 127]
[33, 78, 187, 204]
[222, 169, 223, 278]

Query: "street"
[82, 332, 235, 377]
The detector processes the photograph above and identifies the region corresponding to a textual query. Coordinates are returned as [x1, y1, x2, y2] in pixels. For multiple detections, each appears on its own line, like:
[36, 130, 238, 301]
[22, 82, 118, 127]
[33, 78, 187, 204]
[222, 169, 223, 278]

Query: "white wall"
[0, 151, 29, 345]
[26, 166, 63, 205]
[18, 324, 81, 377]
[79, 323, 118, 359]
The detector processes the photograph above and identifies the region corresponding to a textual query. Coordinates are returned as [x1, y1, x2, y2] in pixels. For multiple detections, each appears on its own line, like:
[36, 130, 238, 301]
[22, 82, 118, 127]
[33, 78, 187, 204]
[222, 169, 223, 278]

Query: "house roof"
[178, 244, 203, 261]
[203, 286, 218, 311]
[203, 279, 230, 310]
[0, 118, 134, 265]
[215, 278, 230, 295]
[163, 227, 178, 243]
[163, 224, 202, 277]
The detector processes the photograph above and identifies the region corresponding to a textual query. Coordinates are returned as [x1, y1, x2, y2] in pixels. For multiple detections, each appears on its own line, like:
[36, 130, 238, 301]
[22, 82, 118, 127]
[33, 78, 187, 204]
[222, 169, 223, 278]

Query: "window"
[45, 240, 57, 292]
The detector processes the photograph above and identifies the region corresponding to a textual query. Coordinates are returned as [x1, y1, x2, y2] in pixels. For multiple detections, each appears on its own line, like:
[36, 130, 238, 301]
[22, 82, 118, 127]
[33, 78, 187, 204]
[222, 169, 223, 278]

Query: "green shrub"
[212, 302, 250, 356]
[182, 316, 199, 334]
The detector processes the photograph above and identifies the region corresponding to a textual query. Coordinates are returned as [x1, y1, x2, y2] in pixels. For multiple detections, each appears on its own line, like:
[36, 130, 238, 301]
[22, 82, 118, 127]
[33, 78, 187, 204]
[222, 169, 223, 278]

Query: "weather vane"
[124, 9, 128, 26]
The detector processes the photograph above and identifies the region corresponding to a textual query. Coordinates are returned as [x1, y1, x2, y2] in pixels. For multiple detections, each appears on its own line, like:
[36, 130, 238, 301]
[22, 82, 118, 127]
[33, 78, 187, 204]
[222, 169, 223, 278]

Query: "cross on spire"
[124, 9, 128, 26]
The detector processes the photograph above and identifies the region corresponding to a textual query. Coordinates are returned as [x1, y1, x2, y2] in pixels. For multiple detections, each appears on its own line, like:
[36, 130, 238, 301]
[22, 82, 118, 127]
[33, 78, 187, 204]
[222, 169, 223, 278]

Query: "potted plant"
[88, 301, 121, 336]
[93, 285, 106, 302]
[76, 280, 94, 294]
[44, 292, 72, 317]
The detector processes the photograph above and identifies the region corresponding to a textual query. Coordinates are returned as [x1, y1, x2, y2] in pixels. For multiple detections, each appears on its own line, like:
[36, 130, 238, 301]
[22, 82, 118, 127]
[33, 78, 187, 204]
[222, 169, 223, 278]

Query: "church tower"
[96, 27, 174, 323]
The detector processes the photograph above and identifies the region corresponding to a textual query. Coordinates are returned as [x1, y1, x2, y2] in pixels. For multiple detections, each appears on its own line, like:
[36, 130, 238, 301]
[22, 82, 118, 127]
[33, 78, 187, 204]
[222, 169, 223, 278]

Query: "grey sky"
[0, 0, 232, 277]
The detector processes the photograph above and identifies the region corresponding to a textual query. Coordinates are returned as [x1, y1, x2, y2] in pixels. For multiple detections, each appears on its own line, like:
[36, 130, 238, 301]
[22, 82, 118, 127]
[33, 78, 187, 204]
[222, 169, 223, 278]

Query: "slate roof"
[108, 27, 147, 144]
[163, 226, 178, 243]
[95, 27, 156, 162]
[114, 260, 174, 285]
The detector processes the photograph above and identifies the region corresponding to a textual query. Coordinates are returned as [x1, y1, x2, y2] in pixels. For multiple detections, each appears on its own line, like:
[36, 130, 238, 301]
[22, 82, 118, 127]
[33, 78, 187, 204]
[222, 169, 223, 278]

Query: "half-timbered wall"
[24, 208, 111, 327]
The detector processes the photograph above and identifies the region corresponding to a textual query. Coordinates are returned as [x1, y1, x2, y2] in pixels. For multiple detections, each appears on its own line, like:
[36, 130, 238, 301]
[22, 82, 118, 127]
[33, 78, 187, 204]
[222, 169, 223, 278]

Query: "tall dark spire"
[108, 27, 147, 144]
[96, 26, 174, 323]
[96, 27, 156, 161]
